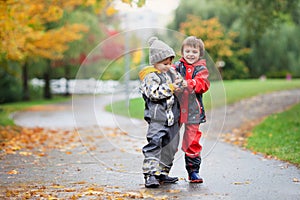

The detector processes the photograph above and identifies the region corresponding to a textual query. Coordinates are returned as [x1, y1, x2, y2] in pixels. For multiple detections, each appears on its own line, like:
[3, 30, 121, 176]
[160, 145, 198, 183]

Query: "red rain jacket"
[174, 58, 210, 124]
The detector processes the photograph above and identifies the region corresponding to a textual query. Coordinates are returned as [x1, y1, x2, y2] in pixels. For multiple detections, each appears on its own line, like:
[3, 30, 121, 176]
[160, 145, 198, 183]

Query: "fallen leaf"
[167, 189, 181, 193]
[233, 182, 243, 185]
[293, 178, 299, 182]
[19, 151, 32, 156]
[73, 181, 86, 184]
[64, 188, 76, 192]
[51, 185, 64, 189]
[233, 181, 250, 185]
[7, 169, 18, 174]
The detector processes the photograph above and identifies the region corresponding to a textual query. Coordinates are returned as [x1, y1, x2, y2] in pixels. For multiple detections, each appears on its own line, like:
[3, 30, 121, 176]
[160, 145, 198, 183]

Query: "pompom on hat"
[148, 36, 175, 65]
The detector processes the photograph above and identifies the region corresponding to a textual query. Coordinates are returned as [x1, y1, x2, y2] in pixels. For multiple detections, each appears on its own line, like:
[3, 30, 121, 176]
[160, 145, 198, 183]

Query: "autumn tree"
[169, 0, 250, 79]
[0, 0, 91, 100]
[180, 15, 234, 61]
[179, 15, 250, 79]
[0, 0, 146, 101]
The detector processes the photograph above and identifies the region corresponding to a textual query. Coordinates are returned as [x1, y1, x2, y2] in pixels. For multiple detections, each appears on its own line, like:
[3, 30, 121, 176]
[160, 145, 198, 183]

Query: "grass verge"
[105, 97, 144, 119]
[246, 103, 300, 166]
[223, 78, 300, 104]
[0, 96, 69, 126]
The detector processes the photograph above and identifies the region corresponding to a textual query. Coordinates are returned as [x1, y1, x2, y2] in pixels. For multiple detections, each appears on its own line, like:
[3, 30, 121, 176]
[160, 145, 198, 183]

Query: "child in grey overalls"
[139, 37, 185, 188]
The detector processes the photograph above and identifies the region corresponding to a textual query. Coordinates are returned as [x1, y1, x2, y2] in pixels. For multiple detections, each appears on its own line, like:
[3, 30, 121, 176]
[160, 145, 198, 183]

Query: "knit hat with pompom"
[148, 36, 175, 65]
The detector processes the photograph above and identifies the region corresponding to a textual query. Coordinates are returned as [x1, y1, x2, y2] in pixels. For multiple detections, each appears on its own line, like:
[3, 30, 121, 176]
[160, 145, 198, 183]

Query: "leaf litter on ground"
[0, 125, 176, 199]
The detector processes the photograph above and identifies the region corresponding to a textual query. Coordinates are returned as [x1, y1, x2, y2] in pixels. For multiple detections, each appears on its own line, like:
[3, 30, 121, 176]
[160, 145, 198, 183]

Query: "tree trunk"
[43, 60, 52, 99]
[64, 65, 70, 96]
[22, 61, 30, 101]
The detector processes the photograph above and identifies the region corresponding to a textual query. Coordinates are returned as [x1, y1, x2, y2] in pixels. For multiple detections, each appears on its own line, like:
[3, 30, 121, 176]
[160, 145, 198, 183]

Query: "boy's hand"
[173, 79, 185, 92]
[174, 79, 182, 86]
[181, 80, 187, 88]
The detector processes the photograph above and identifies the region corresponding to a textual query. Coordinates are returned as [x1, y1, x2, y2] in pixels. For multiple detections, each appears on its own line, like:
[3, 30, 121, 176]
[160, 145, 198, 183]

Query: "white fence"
[30, 78, 141, 95]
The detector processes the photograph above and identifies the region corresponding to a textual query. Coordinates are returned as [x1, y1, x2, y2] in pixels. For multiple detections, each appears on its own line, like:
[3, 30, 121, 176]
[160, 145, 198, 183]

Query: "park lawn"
[106, 97, 145, 119]
[106, 79, 300, 119]
[246, 103, 300, 166]
[222, 78, 300, 104]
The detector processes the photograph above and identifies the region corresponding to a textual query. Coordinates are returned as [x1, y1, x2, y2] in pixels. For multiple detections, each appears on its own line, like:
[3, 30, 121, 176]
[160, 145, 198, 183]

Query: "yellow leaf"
[51, 185, 64, 189]
[293, 178, 299, 182]
[64, 188, 76, 192]
[167, 189, 181, 193]
[19, 151, 32, 156]
[233, 182, 243, 185]
[106, 6, 117, 16]
[7, 170, 18, 175]
[122, 0, 131, 5]
[233, 181, 250, 185]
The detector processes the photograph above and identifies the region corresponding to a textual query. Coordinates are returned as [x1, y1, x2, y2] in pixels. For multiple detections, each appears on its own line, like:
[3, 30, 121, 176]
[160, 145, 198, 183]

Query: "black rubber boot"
[188, 171, 204, 183]
[185, 155, 201, 173]
[144, 175, 160, 188]
[185, 155, 203, 183]
[156, 174, 178, 184]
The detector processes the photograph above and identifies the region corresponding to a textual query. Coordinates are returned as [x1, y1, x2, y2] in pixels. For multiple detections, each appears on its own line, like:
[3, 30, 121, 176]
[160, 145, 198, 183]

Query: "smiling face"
[182, 45, 201, 65]
[154, 57, 174, 73]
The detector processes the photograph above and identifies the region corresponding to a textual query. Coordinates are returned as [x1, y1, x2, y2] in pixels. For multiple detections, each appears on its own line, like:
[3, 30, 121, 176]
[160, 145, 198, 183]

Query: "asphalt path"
[3, 89, 300, 199]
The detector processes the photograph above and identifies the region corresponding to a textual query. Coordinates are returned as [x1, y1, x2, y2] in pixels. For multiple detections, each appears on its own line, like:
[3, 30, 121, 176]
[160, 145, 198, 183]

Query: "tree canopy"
[0, 0, 146, 102]
[170, 0, 300, 79]
[0, 0, 93, 62]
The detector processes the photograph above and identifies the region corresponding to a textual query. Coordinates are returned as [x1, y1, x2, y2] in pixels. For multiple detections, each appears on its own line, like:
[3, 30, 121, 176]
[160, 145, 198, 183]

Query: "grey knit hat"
[148, 36, 175, 65]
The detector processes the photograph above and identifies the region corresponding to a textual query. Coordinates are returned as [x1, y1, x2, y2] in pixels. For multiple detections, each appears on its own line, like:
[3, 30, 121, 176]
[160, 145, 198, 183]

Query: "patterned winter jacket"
[139, 66, 183, 126]
[174, 58, 210, 124]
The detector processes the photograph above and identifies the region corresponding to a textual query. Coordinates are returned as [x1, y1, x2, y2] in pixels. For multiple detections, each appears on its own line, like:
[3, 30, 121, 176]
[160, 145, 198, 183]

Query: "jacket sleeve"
[141, 73, 174, 101]
[192, 67, 210, 94]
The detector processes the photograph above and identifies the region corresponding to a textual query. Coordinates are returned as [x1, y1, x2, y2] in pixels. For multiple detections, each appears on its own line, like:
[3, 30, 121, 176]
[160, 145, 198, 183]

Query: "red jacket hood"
[180, 57, 206, 67]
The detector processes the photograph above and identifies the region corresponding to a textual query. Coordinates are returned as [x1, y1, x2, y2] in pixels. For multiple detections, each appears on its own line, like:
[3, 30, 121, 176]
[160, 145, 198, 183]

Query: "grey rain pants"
[142, 121, 180, 176]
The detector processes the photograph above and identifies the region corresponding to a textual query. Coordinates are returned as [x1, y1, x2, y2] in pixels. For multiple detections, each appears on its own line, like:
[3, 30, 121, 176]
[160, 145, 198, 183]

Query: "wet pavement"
[2, 90, 300, 199]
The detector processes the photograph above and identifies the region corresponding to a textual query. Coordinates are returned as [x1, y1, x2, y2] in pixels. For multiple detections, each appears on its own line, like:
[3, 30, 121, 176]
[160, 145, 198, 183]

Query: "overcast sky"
[114, 0, 179, 14]
[114, 0, 180, 28]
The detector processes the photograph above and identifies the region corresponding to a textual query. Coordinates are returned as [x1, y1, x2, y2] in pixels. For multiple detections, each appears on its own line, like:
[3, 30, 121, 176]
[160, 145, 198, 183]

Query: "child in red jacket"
[174, 36, 210, 183]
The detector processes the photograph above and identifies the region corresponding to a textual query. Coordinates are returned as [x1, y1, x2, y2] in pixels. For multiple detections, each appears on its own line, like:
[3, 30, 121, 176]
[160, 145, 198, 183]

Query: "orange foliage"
[121, 0, 145, 7]
[0, 0, 145, 62]
[180, 15, 235, 60]
[27, 24, 89, 60]
[106, 5, 118, 16]
[0, 126, 80, 156]
[0, 0, 92, 61]
[132, 50, 142, 65]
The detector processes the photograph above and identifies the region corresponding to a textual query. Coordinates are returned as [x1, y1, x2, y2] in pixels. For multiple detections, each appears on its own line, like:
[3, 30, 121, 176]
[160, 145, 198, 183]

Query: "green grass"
[223, 79, 300, 104]
[105, 97, 145, 119]
[246, 103, 300, 166]
[0, 96, 69, 126]
[107, 79, 300, 119]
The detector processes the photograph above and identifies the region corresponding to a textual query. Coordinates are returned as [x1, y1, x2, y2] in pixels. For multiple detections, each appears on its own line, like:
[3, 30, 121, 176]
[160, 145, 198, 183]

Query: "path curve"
[6, 89, 300, 199]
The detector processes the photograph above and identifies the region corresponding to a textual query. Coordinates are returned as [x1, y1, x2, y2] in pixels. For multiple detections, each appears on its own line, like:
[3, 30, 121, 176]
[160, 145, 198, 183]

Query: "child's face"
[182, 45, 200, 64]
[154, 57, 173, 73]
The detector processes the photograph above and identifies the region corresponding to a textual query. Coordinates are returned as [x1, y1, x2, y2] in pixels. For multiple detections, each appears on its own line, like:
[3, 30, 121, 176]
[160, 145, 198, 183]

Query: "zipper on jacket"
[154, 104, 159, 119]
[196, 98, 202, 114]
